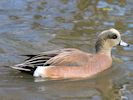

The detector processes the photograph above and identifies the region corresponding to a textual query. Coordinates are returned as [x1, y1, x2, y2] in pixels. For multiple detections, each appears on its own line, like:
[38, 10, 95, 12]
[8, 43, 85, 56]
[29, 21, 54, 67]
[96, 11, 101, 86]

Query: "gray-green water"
[0, 0, 133, 100]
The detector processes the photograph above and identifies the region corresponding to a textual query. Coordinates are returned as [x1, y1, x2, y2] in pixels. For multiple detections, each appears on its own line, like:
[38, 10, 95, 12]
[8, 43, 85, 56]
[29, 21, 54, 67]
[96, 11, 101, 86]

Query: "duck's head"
[95, 28, 129, 53]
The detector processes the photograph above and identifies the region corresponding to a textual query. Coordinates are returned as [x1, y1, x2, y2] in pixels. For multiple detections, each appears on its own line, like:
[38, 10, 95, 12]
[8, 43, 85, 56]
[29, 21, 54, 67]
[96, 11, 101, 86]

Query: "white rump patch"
[33, 66, 46, 77]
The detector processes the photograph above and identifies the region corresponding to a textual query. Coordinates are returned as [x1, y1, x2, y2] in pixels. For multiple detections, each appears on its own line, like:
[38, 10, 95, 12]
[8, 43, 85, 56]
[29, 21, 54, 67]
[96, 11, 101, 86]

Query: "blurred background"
[0, 0, 133, 100]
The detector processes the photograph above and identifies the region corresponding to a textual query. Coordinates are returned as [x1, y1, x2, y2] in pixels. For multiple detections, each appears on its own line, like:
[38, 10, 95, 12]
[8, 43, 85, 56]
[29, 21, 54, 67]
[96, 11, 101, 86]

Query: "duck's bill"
[119, 40, 129, 47]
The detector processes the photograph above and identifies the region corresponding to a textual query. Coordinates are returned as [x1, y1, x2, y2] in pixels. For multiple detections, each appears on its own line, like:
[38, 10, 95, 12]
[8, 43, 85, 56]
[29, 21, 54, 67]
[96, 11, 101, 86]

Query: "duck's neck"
[96, 49, 112, 56]
[95, 40, 112, 56]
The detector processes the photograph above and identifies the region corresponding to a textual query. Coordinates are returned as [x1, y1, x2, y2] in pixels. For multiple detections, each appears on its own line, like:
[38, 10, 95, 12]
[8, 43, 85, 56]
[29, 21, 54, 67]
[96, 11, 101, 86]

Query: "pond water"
[0, 0, 133, 100]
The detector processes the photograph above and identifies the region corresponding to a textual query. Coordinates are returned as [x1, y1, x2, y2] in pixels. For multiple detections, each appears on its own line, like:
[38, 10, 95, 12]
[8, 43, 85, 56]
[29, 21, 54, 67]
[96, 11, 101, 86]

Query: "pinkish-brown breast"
[86, 53, 112, 75]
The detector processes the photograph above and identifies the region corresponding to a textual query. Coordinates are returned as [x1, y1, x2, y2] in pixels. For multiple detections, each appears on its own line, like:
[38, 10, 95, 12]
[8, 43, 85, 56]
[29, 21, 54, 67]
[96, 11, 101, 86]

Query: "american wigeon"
[11, 28, 129, 79]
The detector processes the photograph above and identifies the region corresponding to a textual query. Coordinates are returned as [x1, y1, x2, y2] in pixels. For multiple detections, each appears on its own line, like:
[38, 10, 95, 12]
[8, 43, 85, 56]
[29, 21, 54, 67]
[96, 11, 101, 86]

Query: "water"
[0, 0, 133, 100]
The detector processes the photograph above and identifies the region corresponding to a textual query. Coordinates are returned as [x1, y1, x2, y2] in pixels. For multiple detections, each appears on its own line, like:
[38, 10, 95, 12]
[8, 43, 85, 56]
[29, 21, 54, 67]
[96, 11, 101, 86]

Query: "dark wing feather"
[23, 48, 81, 66]
[11, 48, 90, 72]
[21, 54, 37, 60]
[23, 49, 62, 66]
[11, 49, 62, 72]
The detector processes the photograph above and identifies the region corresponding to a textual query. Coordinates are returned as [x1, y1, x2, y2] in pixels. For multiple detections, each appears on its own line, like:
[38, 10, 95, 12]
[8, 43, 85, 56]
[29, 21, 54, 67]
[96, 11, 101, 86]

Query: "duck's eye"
[112, 34, 117, 39]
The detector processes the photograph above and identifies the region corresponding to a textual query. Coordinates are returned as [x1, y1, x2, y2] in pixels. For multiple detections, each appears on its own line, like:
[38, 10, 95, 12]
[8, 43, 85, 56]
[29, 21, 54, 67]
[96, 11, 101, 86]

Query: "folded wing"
[11, 48, 91, 73]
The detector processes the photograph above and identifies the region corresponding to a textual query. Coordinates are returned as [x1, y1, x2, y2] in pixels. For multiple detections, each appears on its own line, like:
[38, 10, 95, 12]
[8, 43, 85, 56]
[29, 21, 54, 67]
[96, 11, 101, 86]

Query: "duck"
[11, 28, 129, 79]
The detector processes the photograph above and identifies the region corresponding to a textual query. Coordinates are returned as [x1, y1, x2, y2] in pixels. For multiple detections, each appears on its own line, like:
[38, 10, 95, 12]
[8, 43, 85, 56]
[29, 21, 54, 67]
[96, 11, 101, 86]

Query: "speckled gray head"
[95, 28, 129, 53]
